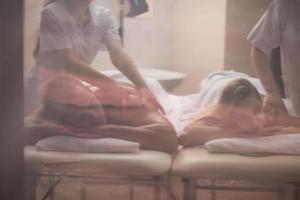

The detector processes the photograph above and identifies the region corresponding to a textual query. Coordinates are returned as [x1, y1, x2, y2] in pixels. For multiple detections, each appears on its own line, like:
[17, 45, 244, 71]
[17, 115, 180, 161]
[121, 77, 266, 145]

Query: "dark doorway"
[271, 47, 285, 97]
[0, 0, 24, 199]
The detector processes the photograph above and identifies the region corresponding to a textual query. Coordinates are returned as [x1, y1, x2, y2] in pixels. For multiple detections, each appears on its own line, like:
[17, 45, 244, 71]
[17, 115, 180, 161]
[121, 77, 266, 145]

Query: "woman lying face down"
[180, 78, 300, 147]
[24, 77, 178, 153]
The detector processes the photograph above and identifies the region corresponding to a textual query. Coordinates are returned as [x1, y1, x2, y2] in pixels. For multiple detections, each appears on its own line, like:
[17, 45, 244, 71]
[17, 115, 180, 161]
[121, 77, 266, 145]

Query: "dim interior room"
[24, 0, 272, 94]
[19, 1, 300, 200]
[24, 0, 272, 95]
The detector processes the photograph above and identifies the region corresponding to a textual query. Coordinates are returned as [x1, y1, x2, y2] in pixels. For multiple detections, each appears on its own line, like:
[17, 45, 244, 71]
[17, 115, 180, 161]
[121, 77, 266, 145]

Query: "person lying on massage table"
[180, 78, 300, 147]
[24, 76, 178, 153]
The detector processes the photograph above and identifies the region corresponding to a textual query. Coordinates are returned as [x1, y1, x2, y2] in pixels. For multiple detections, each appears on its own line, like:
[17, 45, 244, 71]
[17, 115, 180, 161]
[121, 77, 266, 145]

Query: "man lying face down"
[180, 78, 300, 147]
[25, 77, 178, 153]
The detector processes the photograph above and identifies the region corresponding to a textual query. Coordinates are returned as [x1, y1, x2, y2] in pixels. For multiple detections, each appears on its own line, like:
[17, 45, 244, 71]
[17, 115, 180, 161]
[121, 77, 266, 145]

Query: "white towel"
[205, 134, 300, 155]
[36, 136, 140, 153]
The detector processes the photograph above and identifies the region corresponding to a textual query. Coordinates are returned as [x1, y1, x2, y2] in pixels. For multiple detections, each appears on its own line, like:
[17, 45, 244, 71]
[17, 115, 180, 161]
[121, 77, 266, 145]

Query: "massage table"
[23, 77, 181, 200]
[24, 71, 300, 200]
[172, 147, 300, 200]
[168, 71, 300, 200]
[24, 146, 173, 200]
[25, 146, 300, 200]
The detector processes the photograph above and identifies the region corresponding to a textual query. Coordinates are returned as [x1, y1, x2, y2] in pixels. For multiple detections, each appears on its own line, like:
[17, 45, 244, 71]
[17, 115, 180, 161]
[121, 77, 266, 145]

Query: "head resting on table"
[219, 78, 264, 132]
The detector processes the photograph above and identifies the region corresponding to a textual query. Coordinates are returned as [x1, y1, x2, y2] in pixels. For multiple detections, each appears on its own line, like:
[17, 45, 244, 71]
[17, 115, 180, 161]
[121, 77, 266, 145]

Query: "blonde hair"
[191, 79, 262, 125]
[219, 78, 262, 108]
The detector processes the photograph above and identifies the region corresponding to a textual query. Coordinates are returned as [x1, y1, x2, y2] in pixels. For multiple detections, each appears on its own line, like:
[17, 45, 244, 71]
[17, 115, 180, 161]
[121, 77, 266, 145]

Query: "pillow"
[36, 136, 140, 153]
[205, 134, 300, 155]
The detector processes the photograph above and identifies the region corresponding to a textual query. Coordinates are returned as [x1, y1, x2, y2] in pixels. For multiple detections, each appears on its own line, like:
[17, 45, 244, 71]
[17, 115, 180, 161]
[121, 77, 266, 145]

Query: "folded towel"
[36, 136, 140, 153]
[205, 134, 300, 155]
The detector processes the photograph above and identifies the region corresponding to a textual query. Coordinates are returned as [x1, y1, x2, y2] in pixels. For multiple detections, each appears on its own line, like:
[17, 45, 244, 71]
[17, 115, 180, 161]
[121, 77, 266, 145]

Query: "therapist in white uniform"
[248, 0, 300, 117]
[25, 0, 161, 115]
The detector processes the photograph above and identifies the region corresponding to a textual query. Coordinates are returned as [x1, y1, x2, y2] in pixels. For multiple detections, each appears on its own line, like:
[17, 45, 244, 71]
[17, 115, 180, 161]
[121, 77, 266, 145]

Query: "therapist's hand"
[256, 126, 300, 136]
[256, 126, 284, 136]
[96, 82, 145, 107]
[138, 87, 165, 114]
[263, 93, 288, 116]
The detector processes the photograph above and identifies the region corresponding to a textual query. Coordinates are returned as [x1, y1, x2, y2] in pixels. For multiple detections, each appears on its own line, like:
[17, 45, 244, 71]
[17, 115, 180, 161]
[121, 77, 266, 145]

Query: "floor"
[34, 176, 295, 200]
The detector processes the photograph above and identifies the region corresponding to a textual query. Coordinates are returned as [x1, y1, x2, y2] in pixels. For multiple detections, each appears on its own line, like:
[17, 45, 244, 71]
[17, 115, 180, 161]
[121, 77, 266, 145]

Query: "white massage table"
[24, 71, 300, 200]
[23, 78, 179, 200]
[23, 77, 183, 200]
[169, 71, 300, 200]
[172, 147, 300, 200]
[24, 146, 173, 200]
[24, 146, 300, 200]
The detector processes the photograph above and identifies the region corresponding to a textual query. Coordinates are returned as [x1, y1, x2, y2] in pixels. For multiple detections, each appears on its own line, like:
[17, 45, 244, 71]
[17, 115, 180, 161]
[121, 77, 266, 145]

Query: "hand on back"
[95, 82, 145, 107]
[263, 93, 288, 116]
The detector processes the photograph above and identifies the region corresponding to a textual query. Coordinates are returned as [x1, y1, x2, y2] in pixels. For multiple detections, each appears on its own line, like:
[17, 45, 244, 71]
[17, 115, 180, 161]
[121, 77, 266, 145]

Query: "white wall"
[92, 0, 174, 71]
[94, 0, 226, 94]
[170, 0, 226, 94]
[123, 0, 173, 70]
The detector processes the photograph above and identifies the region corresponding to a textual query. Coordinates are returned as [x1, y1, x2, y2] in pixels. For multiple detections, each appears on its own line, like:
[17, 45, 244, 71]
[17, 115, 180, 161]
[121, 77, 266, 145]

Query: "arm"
[25, 115, 178, 153]
[43, 49, 114, 83]
[106, 39, 147, 88]
[180, 121, 300, 147]
[272, 114, 300, 127]
[106, 39, 164, 112]
[248, 1, 286, 114]
[24, 117, 67, 145]
[283, 117, 300, 127]
[180, 123, 243, 147]
[43, 50, 140, 106]
[24, 115, 98, 145]
[279, 126, 300, 134]
[87, 123, 178, 153]
[250, 46, 287, 114]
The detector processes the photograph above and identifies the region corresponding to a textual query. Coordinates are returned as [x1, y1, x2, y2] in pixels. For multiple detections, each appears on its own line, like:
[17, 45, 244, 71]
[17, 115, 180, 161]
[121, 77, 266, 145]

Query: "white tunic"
[24, 1, 120, 115]
[36, 1, 120, 70]
[247, 0, 300, 115]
